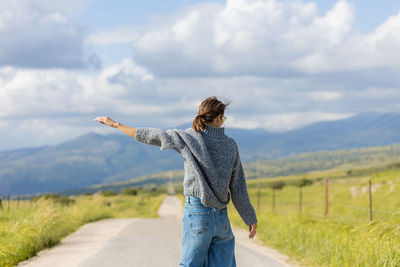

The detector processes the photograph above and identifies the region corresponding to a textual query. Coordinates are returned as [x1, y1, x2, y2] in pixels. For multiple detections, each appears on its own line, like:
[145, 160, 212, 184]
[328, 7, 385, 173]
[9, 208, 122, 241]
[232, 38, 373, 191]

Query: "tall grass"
[0, 193, 166, 267]
[227, 168, 400, 266]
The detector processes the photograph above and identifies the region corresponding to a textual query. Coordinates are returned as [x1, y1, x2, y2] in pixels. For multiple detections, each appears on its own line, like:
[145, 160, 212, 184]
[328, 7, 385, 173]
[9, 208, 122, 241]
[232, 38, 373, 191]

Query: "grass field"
[0, 192, 166, 267]
[227, 164, 400, 267]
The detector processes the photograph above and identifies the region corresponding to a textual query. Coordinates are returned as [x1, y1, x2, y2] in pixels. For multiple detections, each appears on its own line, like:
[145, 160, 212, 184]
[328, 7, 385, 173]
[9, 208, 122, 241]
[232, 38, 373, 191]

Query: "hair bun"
[192, 96, 231, 132]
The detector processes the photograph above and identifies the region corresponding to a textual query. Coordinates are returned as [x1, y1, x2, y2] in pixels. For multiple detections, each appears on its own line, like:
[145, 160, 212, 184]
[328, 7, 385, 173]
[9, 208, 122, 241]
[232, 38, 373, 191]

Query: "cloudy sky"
[1, 0, 400, 151]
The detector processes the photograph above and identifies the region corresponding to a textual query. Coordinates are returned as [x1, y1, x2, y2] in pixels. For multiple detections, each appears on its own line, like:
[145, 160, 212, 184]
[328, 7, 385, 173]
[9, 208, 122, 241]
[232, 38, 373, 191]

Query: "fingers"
[94, 116, 109, 121]
[249, 230, 255, 239]
[248, 224, 257, 239]
[93, 116, 106, 122]
[93, 116, 114, 127]
[250, 230, 256, 239]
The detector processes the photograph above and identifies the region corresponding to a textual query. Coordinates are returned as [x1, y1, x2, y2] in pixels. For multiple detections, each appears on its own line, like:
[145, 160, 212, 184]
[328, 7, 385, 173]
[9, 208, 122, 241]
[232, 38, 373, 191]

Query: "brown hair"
[192, 96, 231, 132]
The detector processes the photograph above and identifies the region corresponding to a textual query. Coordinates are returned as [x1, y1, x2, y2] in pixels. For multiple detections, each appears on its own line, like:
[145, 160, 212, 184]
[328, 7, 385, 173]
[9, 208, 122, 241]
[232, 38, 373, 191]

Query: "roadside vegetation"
[227, 163, 400, 267]
[0, 187, 166, 267]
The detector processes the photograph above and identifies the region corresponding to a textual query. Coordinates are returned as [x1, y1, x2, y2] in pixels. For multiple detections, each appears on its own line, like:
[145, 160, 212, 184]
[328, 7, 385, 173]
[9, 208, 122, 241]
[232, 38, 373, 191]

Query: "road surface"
[19, 196, 303, 267]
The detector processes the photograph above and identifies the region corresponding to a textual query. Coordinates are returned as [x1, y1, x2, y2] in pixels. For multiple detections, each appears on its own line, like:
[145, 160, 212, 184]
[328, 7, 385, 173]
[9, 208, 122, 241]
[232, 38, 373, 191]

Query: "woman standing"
[94, 96, 257, 267]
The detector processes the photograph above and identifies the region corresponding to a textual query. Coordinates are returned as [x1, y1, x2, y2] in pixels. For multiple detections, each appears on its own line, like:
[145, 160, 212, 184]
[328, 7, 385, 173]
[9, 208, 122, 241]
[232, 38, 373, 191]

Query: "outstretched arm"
[94, 116, 185, 153]
[94, 116, 136, 138]
[119, 124, 136, 138]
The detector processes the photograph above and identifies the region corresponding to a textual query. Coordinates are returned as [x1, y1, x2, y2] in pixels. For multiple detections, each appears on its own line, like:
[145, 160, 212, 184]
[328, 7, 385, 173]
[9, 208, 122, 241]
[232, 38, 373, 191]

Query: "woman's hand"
[94, 116, 136, 138]
[249, 223, 257, 239]
[94, 116, 119, 128]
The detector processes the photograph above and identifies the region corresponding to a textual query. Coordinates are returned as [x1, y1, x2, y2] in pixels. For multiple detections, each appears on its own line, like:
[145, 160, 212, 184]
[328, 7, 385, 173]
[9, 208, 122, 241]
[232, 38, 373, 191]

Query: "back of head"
[192, 96, 231, 132]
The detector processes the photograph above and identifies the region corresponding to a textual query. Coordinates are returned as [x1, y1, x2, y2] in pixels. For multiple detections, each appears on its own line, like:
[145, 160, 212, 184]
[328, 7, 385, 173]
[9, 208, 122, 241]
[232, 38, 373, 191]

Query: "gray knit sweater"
[133, 124, 257, 225]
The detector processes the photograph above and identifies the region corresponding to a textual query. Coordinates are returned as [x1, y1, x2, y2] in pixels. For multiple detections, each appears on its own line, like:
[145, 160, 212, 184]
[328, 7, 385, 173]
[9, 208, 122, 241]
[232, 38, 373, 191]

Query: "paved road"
[19, 196, 302, 267]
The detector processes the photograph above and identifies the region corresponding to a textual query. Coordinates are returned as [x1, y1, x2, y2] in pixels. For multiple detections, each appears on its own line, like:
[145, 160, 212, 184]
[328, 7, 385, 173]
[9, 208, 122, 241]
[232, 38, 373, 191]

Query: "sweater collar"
[201, 124, 225, 136]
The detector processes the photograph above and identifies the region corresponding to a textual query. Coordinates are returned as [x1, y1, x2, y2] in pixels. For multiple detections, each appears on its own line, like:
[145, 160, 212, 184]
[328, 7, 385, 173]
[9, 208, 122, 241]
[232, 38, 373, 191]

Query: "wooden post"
[299, 185, 303, 215]
[7, 194, 10, 211]
[369, 179, 373, 221]
[325, 179, 329, 220]
[272, 188, 276, 211]
[0, 193, 3, 210]
[256, 155, 261, 211]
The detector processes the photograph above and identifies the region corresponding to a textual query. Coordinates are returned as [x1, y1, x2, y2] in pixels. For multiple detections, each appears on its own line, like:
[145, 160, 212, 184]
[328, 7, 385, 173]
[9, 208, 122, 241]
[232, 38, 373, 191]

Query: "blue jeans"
[179, 196, 236, 267]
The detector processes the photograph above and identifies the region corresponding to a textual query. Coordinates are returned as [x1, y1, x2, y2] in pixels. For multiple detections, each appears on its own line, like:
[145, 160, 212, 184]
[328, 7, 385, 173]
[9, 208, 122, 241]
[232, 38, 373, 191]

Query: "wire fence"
[0, 193, 29, 213]
[250, 177, 400, 224]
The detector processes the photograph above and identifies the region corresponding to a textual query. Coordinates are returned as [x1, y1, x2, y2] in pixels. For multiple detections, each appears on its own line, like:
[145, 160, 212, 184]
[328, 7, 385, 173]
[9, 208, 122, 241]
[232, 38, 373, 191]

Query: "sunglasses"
[222, 115, 227, 122]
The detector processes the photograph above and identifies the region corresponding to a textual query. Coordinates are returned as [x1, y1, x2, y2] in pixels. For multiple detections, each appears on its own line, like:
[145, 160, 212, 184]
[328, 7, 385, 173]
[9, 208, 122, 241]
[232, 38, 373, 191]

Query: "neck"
[201, 124, 225, 136]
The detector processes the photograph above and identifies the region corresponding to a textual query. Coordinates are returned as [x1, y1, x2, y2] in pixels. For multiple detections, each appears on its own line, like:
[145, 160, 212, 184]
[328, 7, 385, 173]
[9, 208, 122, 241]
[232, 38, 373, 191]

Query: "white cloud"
[0, 57, 360, 127]
[0, 59, 155, 119]
[130, 0, 400, 77]
[0, 0, 99, 69]
[310, 91, 342, 101]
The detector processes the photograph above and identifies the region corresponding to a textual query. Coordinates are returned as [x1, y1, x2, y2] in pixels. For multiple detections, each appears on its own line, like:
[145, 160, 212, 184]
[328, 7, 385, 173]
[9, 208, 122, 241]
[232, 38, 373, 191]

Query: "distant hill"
[64, 142, 400, 196]
[2, 112, 400, 196]
[230, 112, 400, 161]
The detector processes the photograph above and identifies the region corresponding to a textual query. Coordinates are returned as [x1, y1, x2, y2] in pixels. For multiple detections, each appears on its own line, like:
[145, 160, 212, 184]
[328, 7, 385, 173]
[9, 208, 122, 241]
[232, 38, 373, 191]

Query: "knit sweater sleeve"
[229, 140, 258, 226]
[133, 127, 186, 154]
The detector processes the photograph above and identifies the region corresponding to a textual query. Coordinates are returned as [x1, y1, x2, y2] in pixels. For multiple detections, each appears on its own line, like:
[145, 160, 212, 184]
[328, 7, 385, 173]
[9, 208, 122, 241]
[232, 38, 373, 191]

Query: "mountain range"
[2, 112, 400, 196]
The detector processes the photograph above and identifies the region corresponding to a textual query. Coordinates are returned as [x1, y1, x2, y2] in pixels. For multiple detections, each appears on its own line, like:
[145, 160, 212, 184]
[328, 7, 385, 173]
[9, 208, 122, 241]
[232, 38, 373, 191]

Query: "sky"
[1, 0, 400, 151]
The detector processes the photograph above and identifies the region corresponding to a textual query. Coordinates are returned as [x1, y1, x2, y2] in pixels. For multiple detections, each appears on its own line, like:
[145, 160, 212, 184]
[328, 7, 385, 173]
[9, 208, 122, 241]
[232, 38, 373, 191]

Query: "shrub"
[53, 196, 75, 206]
[294, 178, 314, 187]
[269, 180, 286, 190]
[101, 190, 117, 197]
[121, 187, 138, 196]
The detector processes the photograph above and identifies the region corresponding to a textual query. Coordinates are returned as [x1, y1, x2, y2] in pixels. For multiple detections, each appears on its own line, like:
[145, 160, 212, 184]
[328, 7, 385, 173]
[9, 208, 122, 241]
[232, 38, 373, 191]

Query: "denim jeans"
[179, 196, 236, 267]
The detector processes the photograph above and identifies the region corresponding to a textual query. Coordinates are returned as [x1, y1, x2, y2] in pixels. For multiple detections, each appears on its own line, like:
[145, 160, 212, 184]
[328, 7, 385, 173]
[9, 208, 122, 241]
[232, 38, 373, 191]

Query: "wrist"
[112, 122, 121, 128]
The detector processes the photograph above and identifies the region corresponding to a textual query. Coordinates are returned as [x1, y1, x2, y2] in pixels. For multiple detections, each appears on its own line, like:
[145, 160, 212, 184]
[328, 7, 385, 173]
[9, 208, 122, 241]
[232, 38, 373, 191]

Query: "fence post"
[369, 179, 373, 221]
[7, 194, 10, 211]
[325, 179, 329, 220]
[299, 185, 302, 215]
[256, 155, 261, 211]
[0, 193, 2, 210]
[272, 188, 276, 211]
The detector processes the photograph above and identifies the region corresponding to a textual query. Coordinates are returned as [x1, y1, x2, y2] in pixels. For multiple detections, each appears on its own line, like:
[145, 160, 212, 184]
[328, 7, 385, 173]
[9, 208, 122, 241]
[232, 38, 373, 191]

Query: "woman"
[94, 96, 258, 267]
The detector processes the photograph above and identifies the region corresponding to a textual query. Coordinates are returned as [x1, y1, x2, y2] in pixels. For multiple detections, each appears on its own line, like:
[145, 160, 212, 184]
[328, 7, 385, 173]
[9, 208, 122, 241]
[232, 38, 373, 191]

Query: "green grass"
[0, 192, 166, 267]
[227, 166, 400, 267]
